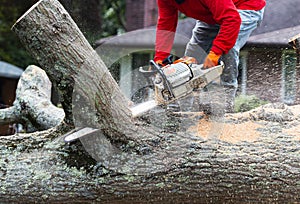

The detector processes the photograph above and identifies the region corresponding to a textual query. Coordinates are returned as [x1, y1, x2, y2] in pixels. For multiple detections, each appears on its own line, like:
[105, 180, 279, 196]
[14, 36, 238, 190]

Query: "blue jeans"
[185, 9, 265, 90]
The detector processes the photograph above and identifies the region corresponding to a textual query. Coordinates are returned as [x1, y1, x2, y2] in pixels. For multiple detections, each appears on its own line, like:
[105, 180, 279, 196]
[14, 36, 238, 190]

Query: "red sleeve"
[204, 0, 241, 55]
[154, 0, 178, 62]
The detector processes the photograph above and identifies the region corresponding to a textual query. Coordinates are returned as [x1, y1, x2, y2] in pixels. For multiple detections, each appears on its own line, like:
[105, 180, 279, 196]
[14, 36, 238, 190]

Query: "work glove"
[155, 59, 164, 67]
[173, 56, 197, 64]
[203, 51, 221, 69]
[155, 55, 173, 67]
[148, 59, 165, 72]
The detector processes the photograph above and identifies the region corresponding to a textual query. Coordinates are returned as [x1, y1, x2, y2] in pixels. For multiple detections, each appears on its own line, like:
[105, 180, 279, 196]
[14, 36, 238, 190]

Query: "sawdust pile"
[189, 117, 262, 144]
[188, 103, 300, 143]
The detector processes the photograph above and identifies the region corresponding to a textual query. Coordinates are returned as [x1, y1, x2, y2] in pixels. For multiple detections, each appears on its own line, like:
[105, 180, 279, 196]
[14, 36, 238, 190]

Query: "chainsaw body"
[149, 60, 224, 105]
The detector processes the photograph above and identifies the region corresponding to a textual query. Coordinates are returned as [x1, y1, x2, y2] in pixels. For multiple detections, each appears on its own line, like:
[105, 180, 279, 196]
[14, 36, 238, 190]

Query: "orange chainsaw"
[64, 57, 224, 142]
[130, 56, 224, 117]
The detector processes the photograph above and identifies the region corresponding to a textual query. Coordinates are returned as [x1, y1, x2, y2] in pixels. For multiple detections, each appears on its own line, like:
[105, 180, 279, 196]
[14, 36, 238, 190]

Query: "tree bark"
[0, 107, 18, 125]
[3, 0, 300, 203]
[0, 65, 64, 131]
[1, 116, 300, 203]
[59, 0, 102, 43]
[11, 0, 148, 144]
[11, 0, 188, 174]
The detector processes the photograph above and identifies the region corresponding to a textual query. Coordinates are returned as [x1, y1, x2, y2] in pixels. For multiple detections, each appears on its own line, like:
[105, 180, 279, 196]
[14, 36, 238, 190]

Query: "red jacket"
[154, 0, 266, 62]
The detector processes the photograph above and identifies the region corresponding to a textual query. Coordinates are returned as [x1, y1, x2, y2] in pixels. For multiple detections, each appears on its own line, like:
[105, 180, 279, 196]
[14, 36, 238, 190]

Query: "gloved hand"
[203, 51, 221, 69]
[155, 55, 173, 67]
[155, 59, 164, 67]
[173, 56, 197, 64]
[146, 59, 163, 71]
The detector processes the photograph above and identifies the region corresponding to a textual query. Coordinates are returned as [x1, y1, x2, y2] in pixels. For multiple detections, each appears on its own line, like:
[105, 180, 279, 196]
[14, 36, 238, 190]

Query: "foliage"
[0, 0, 38, 68]
[60, 0, 101, 46]
[59, 0, 126, 46]
[100, 0, 126, 38]
[0, 0, 126, 68]
[234, 94, 269, 112]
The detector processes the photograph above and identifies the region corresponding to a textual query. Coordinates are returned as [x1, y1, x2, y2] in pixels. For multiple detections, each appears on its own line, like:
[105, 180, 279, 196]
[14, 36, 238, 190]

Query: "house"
[241, 0, 300, 104]
[95, 0, 300, 104]
[0, 61, 24, 135]
[0, 61, 23, 106]
[242, 26, 300, 104]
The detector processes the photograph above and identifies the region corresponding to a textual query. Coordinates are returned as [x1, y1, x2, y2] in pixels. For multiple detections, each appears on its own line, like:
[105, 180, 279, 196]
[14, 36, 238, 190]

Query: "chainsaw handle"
[149, 60, 162, 72]
[139, 66, 157, 78]
[138, 58, 165, 78]
[149, 60, 175, 98]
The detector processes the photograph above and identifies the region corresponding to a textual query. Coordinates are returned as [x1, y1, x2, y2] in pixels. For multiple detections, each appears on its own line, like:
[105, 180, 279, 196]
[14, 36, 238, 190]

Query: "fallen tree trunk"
[1, 115, 300, 203]
[2, 0, 300, 203]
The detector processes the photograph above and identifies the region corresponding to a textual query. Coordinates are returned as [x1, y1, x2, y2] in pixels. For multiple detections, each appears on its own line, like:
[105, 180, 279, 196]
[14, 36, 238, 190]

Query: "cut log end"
[11, 0, 41, 30]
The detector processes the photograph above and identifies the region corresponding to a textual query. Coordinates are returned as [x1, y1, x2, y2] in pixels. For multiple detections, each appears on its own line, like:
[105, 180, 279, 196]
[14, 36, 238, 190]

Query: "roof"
[251, 0, 300, 36]
[95, 18, 196, 48]
[247, 25, 300, 47]
[289, 33, 300, 50]
[246, 0, 300, 47]
[95, 18, 196, 66]
[0, 61, 23, 79]
[95, 0, 300, 50]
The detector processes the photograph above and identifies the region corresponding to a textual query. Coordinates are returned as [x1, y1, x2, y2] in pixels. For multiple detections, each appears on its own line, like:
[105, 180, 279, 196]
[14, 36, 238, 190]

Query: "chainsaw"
[130, 57, 224, 117]
[64, 57, 224, 142]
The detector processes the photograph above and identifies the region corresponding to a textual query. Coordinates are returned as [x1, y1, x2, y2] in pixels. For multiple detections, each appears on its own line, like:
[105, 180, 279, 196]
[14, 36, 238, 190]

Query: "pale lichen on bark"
[2, 0, 300, 203]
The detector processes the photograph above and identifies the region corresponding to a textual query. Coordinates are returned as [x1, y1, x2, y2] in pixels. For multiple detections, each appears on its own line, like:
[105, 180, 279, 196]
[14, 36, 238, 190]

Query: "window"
[282, 51, 297, 104]
[118, 51, 154, 100]
[238, 51, 248, 95]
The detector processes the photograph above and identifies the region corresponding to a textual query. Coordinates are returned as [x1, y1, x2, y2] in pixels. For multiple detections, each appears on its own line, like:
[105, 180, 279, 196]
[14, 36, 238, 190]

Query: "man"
[154, 0, 265, 112]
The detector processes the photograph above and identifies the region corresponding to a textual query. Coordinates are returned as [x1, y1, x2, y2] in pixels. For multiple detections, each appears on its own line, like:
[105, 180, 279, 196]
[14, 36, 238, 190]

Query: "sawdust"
[188, 116, 262, 144]
[187, 103, 300, 143]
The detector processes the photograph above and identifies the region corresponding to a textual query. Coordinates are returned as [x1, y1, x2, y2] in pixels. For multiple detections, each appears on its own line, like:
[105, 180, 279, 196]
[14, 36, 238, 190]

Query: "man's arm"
[204, 0, 241, 56]
[154, 0, 178, 63]
[202, 0, 241, 68]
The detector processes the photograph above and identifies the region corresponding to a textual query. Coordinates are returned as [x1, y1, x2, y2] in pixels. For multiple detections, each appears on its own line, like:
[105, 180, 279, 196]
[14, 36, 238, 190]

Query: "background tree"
[0, 0, 38, 67]
[100, 0, 126, 38]
[0, 0, 126, 67]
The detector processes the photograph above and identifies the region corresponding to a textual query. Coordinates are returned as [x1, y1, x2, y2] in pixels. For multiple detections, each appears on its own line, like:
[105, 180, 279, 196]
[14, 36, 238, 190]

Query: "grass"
[234, 94, 269, 113]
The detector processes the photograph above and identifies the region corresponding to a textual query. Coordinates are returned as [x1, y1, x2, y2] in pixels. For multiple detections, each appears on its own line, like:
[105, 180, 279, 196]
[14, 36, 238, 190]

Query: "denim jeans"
[184, 9, 264, 112]
[185, 9, 265, 89]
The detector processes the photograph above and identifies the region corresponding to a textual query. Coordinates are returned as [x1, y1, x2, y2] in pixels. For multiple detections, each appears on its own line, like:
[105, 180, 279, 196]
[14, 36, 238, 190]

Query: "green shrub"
[234, 94, 268, 113]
